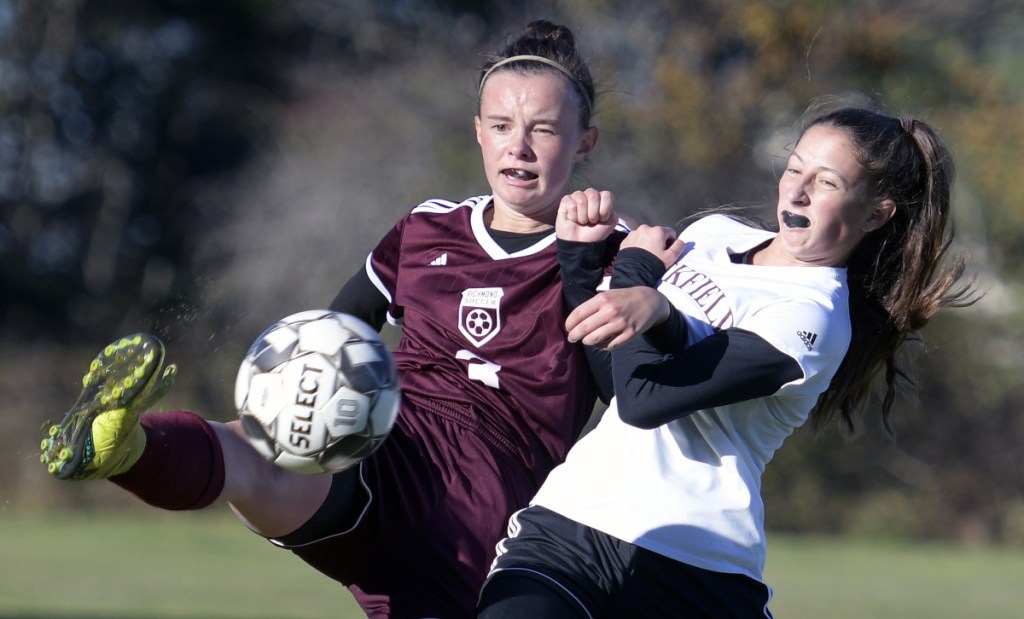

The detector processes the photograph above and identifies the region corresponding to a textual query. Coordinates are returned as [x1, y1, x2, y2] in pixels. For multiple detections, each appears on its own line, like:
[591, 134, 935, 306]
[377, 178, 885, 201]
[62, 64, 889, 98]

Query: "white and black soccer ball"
[235, 310, 401, 475]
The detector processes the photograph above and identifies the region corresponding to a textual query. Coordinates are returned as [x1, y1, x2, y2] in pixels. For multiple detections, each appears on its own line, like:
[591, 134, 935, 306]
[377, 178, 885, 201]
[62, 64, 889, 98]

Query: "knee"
[477, 571, 586, 619]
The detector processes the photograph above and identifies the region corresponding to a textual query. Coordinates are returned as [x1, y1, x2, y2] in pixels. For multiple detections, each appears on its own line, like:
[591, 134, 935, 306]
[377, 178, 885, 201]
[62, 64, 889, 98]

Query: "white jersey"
[531, 214, 851, 580]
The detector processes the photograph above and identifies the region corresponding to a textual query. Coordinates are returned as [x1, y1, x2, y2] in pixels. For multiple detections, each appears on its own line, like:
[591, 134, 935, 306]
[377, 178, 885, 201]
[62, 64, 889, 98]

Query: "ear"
[862, 198, 896, 232]
[573, 126, 599, 163]
[474, 116, 483, 146]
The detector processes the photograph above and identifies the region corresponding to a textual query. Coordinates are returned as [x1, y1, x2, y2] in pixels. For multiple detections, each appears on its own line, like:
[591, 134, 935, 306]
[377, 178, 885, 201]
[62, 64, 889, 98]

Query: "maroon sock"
[110, 410, 226, 510]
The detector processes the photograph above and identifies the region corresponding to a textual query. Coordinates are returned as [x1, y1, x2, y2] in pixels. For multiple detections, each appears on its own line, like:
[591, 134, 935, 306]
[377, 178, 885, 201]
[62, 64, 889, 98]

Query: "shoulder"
[682, 214, 771, 239]
[391, 196, 491, 236]
[741, 295, 851, 372]
[677, 214, 774, 262]
[740, 270, 850, 335]
[409, 195, 490, 217]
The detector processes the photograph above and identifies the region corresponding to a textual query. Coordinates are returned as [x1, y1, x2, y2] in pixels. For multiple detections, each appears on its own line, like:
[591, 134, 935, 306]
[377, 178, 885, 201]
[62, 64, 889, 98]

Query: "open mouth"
[502, 168, 538, 181]
[782, 211, 810, 229]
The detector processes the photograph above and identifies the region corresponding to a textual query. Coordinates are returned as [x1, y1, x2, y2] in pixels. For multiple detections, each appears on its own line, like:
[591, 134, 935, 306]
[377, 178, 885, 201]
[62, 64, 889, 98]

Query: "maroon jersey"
[282, 195, 612, 617]
[367, 195, 596, 479]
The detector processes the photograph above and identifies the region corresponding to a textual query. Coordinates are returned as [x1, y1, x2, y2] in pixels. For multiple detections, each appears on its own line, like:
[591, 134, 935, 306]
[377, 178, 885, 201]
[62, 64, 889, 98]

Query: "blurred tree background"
[1, 0, 1021, 545]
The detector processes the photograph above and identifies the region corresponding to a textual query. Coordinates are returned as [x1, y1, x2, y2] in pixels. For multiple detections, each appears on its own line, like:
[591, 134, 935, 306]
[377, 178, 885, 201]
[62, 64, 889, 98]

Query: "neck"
[754, 238, 801, 267]
[486, 201, 555, 234]
[758, 237, 847, 268]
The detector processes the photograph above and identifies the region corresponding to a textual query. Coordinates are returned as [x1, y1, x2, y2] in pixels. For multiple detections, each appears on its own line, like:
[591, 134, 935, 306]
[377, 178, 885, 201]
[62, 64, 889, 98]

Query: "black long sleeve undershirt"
[328, 267, 389, 331]
[610, 248, 803, 428]
[555, 242, 692, 405]
[608, 248, 689, 353]
[559, 243, 803, 429]
[612, 324, 803, 429]
[556, 239, 616, 404]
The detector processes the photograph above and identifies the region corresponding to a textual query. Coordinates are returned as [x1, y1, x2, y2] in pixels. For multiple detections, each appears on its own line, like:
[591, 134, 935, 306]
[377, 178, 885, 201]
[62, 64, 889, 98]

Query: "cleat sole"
[40, 334, 174, 480]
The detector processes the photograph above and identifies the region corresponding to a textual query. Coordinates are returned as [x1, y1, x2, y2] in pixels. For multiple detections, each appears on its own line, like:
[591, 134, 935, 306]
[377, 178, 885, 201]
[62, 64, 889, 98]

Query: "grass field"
[1, 509, 1022, 618]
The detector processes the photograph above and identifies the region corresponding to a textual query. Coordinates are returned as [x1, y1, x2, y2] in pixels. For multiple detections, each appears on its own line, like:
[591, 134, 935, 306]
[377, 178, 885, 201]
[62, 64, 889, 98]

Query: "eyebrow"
[483, 113, 560, 125]
[788, 151, 852, 186]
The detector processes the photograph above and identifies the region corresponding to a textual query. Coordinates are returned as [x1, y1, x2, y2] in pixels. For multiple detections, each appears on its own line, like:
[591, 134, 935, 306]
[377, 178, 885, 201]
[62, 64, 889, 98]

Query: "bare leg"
[213, 420, 333, 538]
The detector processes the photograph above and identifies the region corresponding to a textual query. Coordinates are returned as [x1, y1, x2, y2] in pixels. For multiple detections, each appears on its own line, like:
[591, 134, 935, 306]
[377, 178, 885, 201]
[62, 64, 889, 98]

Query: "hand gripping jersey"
[531, 214, 852, 581]
[366, 195, 597, 478]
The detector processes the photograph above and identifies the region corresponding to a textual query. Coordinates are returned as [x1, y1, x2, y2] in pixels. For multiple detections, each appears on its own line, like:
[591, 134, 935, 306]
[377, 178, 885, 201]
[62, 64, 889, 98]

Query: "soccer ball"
[235, 310, 401, 474]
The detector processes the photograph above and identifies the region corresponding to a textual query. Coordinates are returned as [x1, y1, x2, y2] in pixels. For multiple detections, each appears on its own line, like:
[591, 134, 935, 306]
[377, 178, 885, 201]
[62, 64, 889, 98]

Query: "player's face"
[768, 124, 893, 267]
[475, 71, 597, 232]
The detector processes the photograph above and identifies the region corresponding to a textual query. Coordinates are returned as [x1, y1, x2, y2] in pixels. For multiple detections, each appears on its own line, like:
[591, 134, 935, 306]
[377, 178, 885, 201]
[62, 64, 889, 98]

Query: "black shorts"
[478, 506, 774, 619]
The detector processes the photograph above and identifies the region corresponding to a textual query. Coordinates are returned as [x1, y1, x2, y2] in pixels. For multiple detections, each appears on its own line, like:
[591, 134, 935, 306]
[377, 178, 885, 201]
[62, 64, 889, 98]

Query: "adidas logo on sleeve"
[797, 330, 818, 350]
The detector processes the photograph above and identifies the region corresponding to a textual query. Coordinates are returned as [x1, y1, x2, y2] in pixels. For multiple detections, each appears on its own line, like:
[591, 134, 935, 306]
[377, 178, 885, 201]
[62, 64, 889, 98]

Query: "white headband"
[478, 54, 593, 118]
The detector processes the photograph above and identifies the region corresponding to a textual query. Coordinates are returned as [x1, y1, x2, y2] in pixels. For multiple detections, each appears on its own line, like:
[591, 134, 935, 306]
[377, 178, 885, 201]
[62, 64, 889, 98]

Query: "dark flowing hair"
[803, 106, 977, 434]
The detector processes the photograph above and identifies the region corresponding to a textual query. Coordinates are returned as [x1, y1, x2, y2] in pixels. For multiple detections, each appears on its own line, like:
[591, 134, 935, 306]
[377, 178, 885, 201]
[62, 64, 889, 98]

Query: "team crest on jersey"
[459, 287, 503, 347]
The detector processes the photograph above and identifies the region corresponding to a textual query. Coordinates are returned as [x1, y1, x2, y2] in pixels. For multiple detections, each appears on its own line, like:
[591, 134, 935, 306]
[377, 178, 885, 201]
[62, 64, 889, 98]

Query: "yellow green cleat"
[40, 334, 177, 480]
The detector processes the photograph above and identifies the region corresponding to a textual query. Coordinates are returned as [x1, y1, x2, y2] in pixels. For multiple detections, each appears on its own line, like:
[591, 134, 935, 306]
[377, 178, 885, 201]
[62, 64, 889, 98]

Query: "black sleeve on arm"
[581, 344, 614, 405]
[609, 247, 665, 288]
[608, 247, 689, 354]
[613, 327, 804, 429]
[557, 237, 618, 404]
[556, 238, 610, 310]
[328, 266, 389, 332]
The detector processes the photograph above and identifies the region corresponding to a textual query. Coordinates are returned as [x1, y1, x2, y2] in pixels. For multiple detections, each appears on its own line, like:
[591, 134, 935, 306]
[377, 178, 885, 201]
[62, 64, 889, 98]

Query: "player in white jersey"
[477, 105, 976, 618]
[39, 21, 632, 619]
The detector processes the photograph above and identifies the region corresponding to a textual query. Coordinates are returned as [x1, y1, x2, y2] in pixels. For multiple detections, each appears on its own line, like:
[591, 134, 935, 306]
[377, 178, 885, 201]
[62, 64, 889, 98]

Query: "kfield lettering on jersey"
[662, 265, 734, 329]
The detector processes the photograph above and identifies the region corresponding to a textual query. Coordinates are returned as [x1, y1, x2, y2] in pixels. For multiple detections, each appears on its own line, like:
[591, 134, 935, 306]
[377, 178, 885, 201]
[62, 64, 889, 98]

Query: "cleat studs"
[104, 345, 115, 357]
[122, 376, 135, 389]
[111, 386, 123, 399]
[40, 439, 49, 451]
[90, 359, 100, 372]
[49, 425, 60, 437]
[133, 367, 146, 379]
[59, 448, 73, 460]
[48, 462, 62, 474]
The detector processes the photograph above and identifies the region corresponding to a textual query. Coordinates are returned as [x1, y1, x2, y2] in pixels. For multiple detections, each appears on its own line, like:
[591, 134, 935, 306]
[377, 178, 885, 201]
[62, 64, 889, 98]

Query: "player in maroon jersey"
[38, 20, 629, 619]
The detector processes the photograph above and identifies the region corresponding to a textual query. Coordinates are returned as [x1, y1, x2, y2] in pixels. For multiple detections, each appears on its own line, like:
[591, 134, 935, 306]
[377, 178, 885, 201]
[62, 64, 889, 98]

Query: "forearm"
[557, 238, 611, 310]
[556, 239, 613, 402]
[609, 247, 687, 353]
[613, 327, 803, 429]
